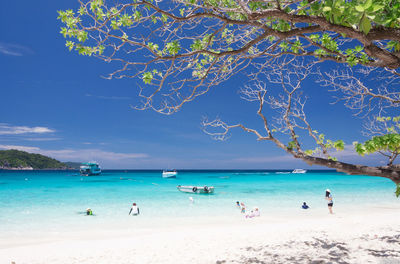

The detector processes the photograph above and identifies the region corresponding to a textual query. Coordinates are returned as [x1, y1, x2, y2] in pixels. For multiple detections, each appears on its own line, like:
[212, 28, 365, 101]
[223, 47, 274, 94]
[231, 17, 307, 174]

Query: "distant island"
[63, 161, 81, 170]
[0, 149, 79, 170]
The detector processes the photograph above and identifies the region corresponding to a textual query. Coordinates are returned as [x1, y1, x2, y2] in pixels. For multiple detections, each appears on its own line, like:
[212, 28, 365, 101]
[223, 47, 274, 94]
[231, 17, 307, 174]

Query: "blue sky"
[0, 0, 384, 169]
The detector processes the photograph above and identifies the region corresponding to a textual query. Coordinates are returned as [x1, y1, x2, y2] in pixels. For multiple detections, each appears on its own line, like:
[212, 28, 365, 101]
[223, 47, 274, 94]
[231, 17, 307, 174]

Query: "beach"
[1, 170, 400, 263]
[1, 206, 400, 263]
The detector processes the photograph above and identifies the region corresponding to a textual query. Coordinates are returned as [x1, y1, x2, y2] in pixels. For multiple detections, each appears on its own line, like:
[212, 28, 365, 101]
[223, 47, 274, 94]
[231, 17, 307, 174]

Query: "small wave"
[233, 172, 271, 175]
[84, 179, 119, 183]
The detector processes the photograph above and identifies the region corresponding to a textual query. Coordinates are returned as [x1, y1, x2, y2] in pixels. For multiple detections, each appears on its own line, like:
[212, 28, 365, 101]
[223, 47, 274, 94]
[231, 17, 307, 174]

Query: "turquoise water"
[0, 170, 398, 236]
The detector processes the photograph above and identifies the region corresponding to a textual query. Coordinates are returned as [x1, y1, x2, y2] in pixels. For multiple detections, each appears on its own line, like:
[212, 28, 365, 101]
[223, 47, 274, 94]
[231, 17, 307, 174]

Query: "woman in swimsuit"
[325, 189, 333, 214]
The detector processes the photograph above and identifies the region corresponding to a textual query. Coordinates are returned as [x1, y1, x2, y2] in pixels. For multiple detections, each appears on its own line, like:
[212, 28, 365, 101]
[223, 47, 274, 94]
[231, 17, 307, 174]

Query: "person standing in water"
[325, 189, 333, 214]
[240, 202, 246, 214]
[129, 202, 140, 216]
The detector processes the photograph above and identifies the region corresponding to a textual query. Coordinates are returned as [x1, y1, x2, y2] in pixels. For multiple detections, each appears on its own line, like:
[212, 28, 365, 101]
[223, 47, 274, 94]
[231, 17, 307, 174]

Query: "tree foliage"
[354, 116, 400, 166]
[0, 150, 68, 169]
[58, 1, 400, 191]
[58, 0, 400, 113]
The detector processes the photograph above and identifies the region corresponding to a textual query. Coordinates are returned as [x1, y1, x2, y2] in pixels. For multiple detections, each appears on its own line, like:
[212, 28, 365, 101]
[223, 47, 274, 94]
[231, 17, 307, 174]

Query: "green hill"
[0, 149, 70, 169]
[63, 161, 81, 170]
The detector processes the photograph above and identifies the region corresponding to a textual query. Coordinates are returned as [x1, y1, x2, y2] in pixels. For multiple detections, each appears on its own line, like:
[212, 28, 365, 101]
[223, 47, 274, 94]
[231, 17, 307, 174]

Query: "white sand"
[2, 206, 400, 264]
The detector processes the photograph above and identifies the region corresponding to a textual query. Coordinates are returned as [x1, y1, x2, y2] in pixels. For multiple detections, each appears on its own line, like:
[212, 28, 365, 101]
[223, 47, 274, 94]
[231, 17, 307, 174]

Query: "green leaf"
[360, 15, 371, 35]
[165, 41, 181, 55]
[328, 156, 338, 161]
[371, 4, 384, 12]
[334, 140, 345, 151]
[322, 6, 332, 12]
[363, 0, 372, 10]
[142, 72, 153, 84]
[304, 149, 314, 156]
[133, 10, 142, 21]
[148, 42, 159, 51]
[355, 5, 364, 12]
[191, 39, 203, 51]
[287, 141, 296, 150]
[65, 41, 74, 51]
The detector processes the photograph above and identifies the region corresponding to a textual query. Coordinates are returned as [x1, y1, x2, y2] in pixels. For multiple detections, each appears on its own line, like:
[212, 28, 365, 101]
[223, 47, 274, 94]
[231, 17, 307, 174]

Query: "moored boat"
[177, 185, 214, 194]
[292, 169, 307, 174]
[80, 162, 101, 176]
[162, 170, 177, 178]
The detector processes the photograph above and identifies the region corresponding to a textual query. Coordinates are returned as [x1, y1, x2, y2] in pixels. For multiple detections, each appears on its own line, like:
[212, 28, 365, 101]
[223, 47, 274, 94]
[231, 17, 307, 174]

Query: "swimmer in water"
[302, 202, 309, 209]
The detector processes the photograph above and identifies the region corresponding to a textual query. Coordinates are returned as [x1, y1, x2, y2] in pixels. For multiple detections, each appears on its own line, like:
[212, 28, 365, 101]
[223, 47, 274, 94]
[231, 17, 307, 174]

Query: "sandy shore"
[1, 206, 400, 264]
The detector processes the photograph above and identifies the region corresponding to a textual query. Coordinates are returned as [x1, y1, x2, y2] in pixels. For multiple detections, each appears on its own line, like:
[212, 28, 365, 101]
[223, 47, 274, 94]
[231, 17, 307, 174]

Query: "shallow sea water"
[0, 170, 398, 236]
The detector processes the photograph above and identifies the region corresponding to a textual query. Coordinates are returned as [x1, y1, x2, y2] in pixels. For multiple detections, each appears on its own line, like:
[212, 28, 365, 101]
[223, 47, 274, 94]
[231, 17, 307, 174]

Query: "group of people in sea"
[235, 189, 334, 217]
[85, 189, 333, 218]
[236, 201, 260, 218]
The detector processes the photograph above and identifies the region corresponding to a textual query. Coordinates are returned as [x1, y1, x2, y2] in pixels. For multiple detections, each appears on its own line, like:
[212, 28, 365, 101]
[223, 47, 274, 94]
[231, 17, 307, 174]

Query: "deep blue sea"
[0, 170, 399, 237]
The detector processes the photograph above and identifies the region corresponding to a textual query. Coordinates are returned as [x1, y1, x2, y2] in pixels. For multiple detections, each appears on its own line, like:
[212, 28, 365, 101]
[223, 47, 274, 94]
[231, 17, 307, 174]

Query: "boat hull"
[80, 171, 101, 176]
[177, 185, 214, 194]
[162, 171, 177, 178]
[292, 169, 307, 174]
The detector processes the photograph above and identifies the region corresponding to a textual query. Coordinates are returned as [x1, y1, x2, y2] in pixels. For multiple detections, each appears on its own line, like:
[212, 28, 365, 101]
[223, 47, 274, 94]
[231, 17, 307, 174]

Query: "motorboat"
[292, 169, 307, 174]
[162, 170, 177, 178]
[177, 185, 214, 194]
[80, 162, 101, 176]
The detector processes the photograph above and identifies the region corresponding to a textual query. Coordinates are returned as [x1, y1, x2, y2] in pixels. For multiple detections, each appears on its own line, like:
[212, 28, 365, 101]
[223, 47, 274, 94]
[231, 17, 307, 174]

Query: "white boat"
[292, 169, 307, 174]
[80, 162, 101, 176]
[177, 185, 214, 194]
[162, 170, 177, 178]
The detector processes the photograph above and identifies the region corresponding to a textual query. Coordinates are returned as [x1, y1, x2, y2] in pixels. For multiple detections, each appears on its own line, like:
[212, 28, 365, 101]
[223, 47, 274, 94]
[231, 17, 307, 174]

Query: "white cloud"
[0, 145, 40, 152]
[0, 145, 148, 162]
[24, 137, 61, 141]
[0, 124, 55, 135]
[0, 42, 33, 56]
